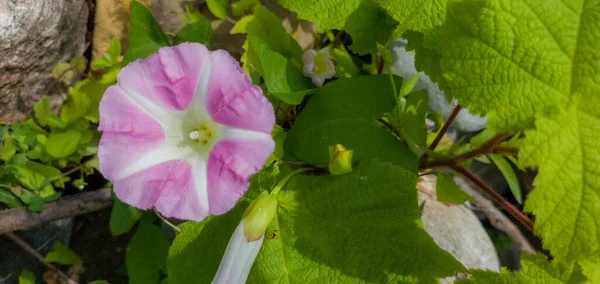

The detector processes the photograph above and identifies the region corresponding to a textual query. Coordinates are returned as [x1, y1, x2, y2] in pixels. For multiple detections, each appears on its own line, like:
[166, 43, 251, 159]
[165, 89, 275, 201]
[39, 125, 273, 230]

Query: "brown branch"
[453, 176, 536, 254]
[0, 188, 113, 235]
[4, 232, 78, 284]
[452, 166, 534, 232]
[429, 105, 462, 151]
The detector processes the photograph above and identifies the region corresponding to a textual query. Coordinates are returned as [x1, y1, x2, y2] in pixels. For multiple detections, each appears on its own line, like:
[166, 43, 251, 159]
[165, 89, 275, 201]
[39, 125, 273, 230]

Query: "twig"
[0, 188, 113, 235]
[62, 165, 82, 177]
[454, 176, 536, 254]
[377, 118, 401, 137]
[452, 166, 534, 232]
[429, 105, 462, 151]
[4, 232, 78, 284]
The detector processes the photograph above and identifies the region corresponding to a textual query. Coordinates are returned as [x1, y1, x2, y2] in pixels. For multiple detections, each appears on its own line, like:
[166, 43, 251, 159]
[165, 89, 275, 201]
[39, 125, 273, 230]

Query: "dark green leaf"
[123, 1, 170, 65]
[345, 2, 397, 54]
[110, 196, 143, 236]
[173, 18, 212, 45]
[286, 75, 417, 173]
[436, 173, 474, 204]
[127, 220, 170, 284]
[402, 89, 429, 148]
[489, 155, 523, 204]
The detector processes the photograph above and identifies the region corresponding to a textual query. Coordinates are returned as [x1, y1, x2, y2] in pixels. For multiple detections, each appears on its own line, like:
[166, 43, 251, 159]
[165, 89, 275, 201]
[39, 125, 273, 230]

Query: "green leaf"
[277, 0, 360, 31]
[286, 75, 417, 173]
[127, 220, 170, 284]
[0, 137, 17, 161]
[247, 36, 314, 104]
[345, 2, 397, 54]
[402, 89, 429, 148]
[61, 70, 118, 124]
[489, 154, 523, 204]
[432, 0, 599, 131]
[520, 100, 600, 263]
[231, 5, 303, 63]
[579, 253, 600, 283]
[206, 0, 229, 19]
[458, 254, 576, 284]
[44, 127, 81, 158]
[18, 269, 35, 284]
[45, 241, 81, 265]
[34, 97, 65, 128]
[231, 0, 259, 16]
[0, 186, 23, 208]
[173, 16, 212, 45]
[331, 46, 360, 78]
[168, 162, 464, 283]
[110, 196, 143, 236]
[436, 173, 474, 204]
[123, 1, 169, 66]
[13, 165, 54, 196]
[399, 73, 419, 98]
[92, 37, 121, 71]
[371, 0, 446, 36]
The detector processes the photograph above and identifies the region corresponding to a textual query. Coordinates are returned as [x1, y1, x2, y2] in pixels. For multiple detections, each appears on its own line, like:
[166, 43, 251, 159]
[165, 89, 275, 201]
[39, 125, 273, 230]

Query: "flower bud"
[242, 192, 278, 241]
[328, 144, 353, 175]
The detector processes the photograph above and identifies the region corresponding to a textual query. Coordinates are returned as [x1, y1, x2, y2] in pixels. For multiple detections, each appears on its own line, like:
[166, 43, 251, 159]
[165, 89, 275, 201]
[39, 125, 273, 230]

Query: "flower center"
[313, 53, 329, 75]
[179, 114, 221, 158]
[188, 124, 215, 146]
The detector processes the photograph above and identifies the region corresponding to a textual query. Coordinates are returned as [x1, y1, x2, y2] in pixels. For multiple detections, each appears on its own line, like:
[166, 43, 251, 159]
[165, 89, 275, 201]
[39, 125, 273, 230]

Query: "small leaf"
[34, 97, 65, 128]
[110, 196, 143, 236]
[470, 128, 495, 149]
[399, 73, 419, 97]
[127, 220, 170, 284]
[0, 186, 23, 208]
[173, 17, 212, 45]
[18, 269, 35, 284]
[332, 47, 360, 78]
[123, 1, 170, 65]
[206, 0, 229, 19]
[436, 173, 474, 204]
[60, 70, 117, 124]
[52, 63, 75, 83]
[70, 57, 88, 73]
[45, 127, 82, 158]
[489, 154, 523, 204]
[231, 0, 259, 16]
[247, 36, 314, 104]
[45, 241, 81, 265]
[402, 89, 429, 148]
[0, 137, 18, 161]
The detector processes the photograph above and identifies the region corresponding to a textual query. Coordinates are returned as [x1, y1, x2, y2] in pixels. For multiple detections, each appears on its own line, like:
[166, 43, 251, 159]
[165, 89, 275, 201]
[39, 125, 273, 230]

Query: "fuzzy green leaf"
[371, 0, 446, 36]
[286, 75, 417, 173]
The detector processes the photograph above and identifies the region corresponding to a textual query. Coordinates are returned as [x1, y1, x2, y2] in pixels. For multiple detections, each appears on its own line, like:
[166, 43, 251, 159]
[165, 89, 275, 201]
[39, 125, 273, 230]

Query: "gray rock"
[417, 174, 500, 282]
[0, 0, 88, 118]
[389, 39, 487, 133]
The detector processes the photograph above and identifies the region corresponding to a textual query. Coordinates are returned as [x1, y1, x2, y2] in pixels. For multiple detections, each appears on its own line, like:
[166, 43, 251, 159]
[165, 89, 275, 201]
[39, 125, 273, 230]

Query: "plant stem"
[377, 118, 400, 137]
[5, 232, 78, 284]
[153, 208, 181, 233]
[271, 168, 310, 195]
[429, 104, 462, 151]
[377, 58, 384, 74]
[452, 166, 534, 232]
[281, 161, 313, 167]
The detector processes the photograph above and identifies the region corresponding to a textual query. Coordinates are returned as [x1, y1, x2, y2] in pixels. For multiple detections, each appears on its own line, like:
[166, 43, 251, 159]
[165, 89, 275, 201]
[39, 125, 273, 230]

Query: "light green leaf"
[286, 75, 417, 173]
[173, 16, 212, 45]
[0, 137, 17, 161]
[520, 100, 600, 263]
[399, 73, 419, 98]
[0, 186, 23, 208]
[489, 154, 522, 204]
[13, 165, 54, 195]
[110, 196, 143, 236]
[434, 0, 599, 131]
[436, 173, 474, 204]
[579, 253, 600, 283]
[458, 254, 576, 284]
[470, 128, 495, 149]
[168, 162, 464, 283]
[45, 241, 81, 265]
[231, 0, 259, 16]
[34, 97, 65, 128]
[231, 5, 303, 63]
[371, 0, 446, 36]
[127, 220, 170, 284]
[123, 1, 169, 66]
[402, 89, 429, 148]
[332, 46, 360, 78]
[247, 36, 314, 104]
[277, 0, 361, 31]
[92, 37, 121, 71]
[44, 127, 81, 158]
[207, 0, 229, 19]
[18, 269, 35, 284]
[61, 70, 117, 124]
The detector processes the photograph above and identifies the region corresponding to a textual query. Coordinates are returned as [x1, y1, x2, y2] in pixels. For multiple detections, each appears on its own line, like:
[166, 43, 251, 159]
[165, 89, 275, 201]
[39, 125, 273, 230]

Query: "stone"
[389, 39, 488, 133]
[0, 0, 89, 119]
[417, 174, 501, 281]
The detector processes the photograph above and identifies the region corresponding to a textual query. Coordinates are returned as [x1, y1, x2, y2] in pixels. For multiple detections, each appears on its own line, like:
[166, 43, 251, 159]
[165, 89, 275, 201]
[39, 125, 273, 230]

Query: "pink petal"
[98, 86, 165, 181]
[205, 50, 275, 134]
[207, 138, 275, 215]
[113, 159, 209, 220]
[118, 43, 210, 111]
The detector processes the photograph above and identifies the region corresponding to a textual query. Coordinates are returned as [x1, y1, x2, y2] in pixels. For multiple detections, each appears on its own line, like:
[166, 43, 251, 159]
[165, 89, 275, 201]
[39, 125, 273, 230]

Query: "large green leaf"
[44, 127, 81, 158]
[579, 253, 600, 283]
[285, 75, 417, 173]
[371, 0, 446, 36]
[458, 254, 577, 284]
[123, 1, 169, 65]
[168, 162, 464, 283]
[127, 219, 170, 284]
[247, 36, 314, 104]
[110, 196, 143, 236]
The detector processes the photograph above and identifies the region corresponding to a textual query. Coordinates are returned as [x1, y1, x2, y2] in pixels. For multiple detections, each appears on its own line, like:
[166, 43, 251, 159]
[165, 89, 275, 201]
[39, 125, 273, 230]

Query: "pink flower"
[302, 48, 335, 86]
[98, 43, 275, 221]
